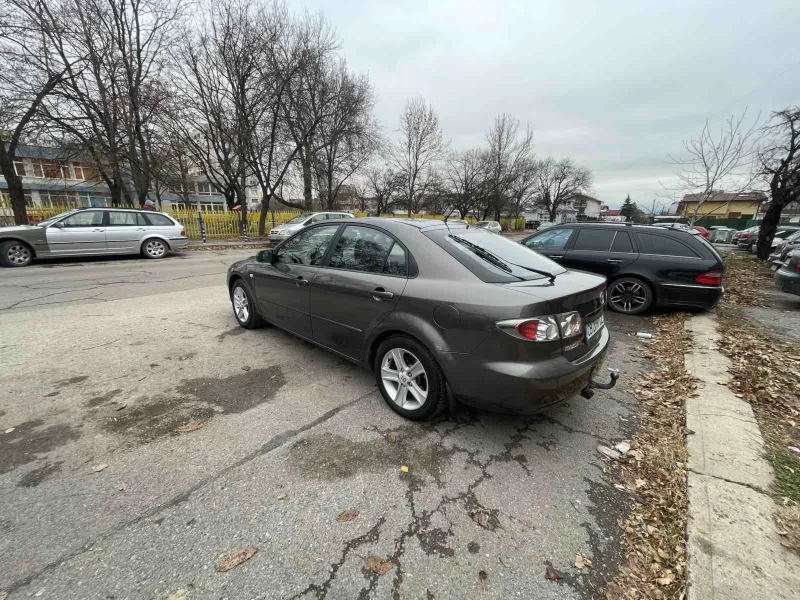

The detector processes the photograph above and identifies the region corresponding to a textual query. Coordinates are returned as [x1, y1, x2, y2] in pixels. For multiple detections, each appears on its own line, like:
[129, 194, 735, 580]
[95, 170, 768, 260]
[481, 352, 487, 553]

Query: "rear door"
[45, 210, 107, 255]
[562, 228, 638, 278]
[105, 211, 148, 252]
[521, 226, 575, 263]
[310, 225, 407, 359]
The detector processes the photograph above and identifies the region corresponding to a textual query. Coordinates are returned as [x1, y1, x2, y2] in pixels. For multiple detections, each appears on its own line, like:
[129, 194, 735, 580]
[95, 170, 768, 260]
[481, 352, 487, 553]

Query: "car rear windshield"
[424, 228, 566, 282]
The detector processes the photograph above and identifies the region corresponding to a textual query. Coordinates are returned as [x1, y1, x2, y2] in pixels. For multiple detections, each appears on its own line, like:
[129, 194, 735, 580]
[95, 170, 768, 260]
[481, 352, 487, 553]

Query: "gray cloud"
[296, 0, 799, 207]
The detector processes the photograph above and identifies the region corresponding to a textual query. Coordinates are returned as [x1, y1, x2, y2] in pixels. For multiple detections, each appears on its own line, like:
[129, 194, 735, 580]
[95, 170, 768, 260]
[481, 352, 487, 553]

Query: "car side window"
[107, 212, 138, 226]
[637, 233, 699, 257]
[611, 231, 634, 253]
[384, 242, 407, 276]
[526, 228, 573, 250]
[311, 214, 327, 223]
[329, 225, 401, 275]
[144, 213, 173, 226]
[572, 229, 615, 252]
[60, 211, 104, 227]
[276, 225, 339, 266]
[136, 213, 149, 226]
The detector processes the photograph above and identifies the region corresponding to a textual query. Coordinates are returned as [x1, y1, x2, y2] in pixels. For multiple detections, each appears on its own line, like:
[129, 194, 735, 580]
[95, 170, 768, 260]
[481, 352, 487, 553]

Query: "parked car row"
[775, 250, 800, 297]
[737, 225, 800, 253]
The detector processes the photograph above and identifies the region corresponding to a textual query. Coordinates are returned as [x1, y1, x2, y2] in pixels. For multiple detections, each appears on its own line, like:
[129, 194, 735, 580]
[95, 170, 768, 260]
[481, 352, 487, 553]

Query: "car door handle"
[295, 276, 309, 286]
[93, 228, 104, 232]
[606, 259, 623, 264]
[550, 255, 564, 260]
[371, 288, 394, 300]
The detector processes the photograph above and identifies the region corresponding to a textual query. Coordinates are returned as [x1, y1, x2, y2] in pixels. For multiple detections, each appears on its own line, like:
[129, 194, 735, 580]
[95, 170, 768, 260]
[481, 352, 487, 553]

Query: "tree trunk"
[756, 200, 785, 259]
[0, 143, 27, 225]
[258, 193, 271, 236]
[301, 142, 313, 211]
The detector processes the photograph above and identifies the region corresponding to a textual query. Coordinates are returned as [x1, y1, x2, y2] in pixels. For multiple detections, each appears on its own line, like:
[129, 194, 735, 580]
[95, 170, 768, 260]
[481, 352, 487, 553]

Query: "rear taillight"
[496, 311, 582, 342]
[696, 270, 723, 285]
[180, 230, 186, 237]
[743, 232, 752, 238]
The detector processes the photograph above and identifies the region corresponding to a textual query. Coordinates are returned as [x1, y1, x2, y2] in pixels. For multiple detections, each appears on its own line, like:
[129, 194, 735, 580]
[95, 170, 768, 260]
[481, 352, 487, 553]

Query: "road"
[0, 251, 646, 600]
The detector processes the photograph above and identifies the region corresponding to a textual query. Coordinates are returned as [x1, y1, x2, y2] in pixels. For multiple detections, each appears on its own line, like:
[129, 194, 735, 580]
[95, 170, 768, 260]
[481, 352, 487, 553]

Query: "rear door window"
[611, 231, 634, 253]
[637, 232, 699, 258]
[572, 229, 615, 252]
[107, 212, 138, 226]
[328, 225, 406, 276]
[525, 228, 573, 250]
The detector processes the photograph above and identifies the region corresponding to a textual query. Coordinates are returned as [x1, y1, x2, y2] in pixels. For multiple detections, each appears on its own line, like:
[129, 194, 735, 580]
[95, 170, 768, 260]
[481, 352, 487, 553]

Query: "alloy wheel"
[145, 240, 166, 257]
[7, 244, 31, 266]
[380, 348, 429, 410]
[233, 286, 249, 323]
[609, 281, 648, 313]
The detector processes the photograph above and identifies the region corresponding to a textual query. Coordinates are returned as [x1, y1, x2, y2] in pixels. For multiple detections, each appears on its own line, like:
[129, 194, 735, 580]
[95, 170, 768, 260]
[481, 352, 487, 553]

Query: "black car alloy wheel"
[231, 281, 264, 329]
[0, 241, 33, 267]
[607, 277, 653, 314]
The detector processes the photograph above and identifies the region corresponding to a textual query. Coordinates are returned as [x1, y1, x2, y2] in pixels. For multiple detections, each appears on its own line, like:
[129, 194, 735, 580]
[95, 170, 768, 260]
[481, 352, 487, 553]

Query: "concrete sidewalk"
[684, 314, 800, 600]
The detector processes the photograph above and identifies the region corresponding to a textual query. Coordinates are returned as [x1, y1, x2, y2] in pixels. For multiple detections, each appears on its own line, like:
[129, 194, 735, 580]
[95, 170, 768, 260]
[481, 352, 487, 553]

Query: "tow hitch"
[580, 368, 620, 399]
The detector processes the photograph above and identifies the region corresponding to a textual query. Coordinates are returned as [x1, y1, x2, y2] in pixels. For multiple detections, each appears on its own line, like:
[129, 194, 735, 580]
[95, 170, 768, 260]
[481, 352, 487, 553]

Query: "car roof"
[71, 207, 154, 213]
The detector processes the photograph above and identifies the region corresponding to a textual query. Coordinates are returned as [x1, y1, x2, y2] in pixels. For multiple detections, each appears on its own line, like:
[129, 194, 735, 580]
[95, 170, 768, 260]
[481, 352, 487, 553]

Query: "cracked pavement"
[0, 251, 649, 599]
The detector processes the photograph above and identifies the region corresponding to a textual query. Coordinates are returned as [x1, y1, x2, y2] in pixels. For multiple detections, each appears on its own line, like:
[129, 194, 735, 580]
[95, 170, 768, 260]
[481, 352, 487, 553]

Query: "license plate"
[585, 315, 604, 340]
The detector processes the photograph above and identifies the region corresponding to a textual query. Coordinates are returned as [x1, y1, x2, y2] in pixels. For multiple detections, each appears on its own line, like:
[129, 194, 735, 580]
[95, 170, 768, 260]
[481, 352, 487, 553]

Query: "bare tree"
[756, 107, 800, 259]
[445, 148, 485, 218]
[391, 96, 447, 217]
[364, 166, 401, 216]
[506, 157, 537, 219]
[0, 0, 75, 223]
[483, 114, 534, 220]
[665, 110, 763, 224]
[532, 157, 593, 222]
[312, 64, 378, 210]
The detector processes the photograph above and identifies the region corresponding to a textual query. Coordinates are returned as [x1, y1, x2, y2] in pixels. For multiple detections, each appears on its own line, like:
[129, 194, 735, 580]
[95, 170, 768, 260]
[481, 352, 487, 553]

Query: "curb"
[684, 313, 800, 600]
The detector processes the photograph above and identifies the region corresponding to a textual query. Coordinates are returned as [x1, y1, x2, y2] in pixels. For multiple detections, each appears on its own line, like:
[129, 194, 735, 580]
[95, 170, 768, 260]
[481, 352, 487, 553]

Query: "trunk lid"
[504, 270, 607, 361]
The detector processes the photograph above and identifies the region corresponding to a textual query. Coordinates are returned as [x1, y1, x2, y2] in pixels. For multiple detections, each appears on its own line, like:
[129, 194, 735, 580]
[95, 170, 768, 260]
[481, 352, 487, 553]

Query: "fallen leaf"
[545, 565, 562, 582]
[215, 547, 258, 572]
[656, 571, 675, 586]
[164, 589, 188, 600]
[277, 493, 288, 500]
[575, 554, 586, 569]
[92, 463, 108, 472]
[336, 509, 360, 522]
[5, 428, 14, 434]
[363, 555, 394, 575]
[634, 478, 647, 489]
[387, 431, 398, 442]
[657, 548, 670, 560]
[400, 465, 409, 473]
[114, 404, 127, 411]
[597, 445, 621, 460]
[788, 446, 800, 455]
[241, 365, 251, 371]
[499, 557, 509, 568]
[175, 422, 204, 433]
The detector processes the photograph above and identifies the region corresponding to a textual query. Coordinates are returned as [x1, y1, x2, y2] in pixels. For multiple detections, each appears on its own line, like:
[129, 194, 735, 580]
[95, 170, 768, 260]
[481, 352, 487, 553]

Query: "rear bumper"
[438, 326, 610, 414]
[775, 268, 800, 296]
[169, 237, 189, 249]
[268, 233, 291, 245]
[656, 283, 723, 309]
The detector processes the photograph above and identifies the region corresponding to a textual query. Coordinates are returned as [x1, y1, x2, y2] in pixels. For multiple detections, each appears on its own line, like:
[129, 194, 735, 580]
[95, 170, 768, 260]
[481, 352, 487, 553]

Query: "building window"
[13, 160, 26, 176]
[197, 182, 215, 196]
[32, 163, 44, 177]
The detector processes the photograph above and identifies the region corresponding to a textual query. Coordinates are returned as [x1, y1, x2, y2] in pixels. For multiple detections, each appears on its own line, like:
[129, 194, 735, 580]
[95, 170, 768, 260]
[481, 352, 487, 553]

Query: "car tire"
[230, 280, 264, 329]
[141, 238, 169, 259]
[607, 277, 653, 315]
[374, 335, 447, 421]
[0, 240, 33, 267]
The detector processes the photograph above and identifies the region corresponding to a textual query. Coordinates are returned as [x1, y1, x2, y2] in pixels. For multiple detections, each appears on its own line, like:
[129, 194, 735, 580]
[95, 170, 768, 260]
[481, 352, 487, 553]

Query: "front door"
[252, 224, 340, 338]
[45, 210, 107, 255]
[310, 225, 408, 359]
[522, 227, 575, 264]
[105, 211, 149, 252]
[562, 228, 639, 277]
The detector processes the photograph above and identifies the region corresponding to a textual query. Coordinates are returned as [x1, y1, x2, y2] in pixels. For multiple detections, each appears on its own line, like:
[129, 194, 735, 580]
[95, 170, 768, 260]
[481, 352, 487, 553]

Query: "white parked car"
[268, 211, 354, 245]
[474, 221, 502, 233]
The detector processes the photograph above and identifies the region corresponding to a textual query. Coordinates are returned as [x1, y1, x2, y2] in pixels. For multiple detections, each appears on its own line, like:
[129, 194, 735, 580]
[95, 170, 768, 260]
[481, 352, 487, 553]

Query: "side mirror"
[53, 221, 65, 229]
[256, 249, 274, 263]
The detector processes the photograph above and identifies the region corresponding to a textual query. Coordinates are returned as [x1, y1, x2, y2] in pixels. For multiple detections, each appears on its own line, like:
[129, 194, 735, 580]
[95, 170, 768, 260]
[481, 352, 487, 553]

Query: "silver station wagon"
[0, 208, 188, 267]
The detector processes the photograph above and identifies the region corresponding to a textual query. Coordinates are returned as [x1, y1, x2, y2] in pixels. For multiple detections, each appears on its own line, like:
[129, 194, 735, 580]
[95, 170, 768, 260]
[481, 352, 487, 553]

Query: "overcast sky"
[294, 0, 799, 208]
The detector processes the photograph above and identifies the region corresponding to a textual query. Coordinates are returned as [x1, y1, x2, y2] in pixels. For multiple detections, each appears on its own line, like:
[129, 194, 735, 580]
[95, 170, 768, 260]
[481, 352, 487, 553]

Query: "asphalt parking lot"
[0, 250, 648, 600]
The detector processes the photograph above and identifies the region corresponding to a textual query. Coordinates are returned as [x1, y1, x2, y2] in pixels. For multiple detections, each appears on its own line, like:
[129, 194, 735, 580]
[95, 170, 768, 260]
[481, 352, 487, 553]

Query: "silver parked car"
[268, 211, 354, 245]
[0, 208, 188, 267]
[474, 220, 502, 233]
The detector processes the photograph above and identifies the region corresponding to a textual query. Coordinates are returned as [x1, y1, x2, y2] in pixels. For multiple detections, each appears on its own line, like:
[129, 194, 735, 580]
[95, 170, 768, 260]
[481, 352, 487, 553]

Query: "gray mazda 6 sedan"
[226, 218, 615, 420]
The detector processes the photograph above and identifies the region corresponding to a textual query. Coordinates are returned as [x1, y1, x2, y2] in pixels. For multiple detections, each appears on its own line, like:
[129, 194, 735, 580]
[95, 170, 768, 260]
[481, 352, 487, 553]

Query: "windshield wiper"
[449, 234, 557, 283]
